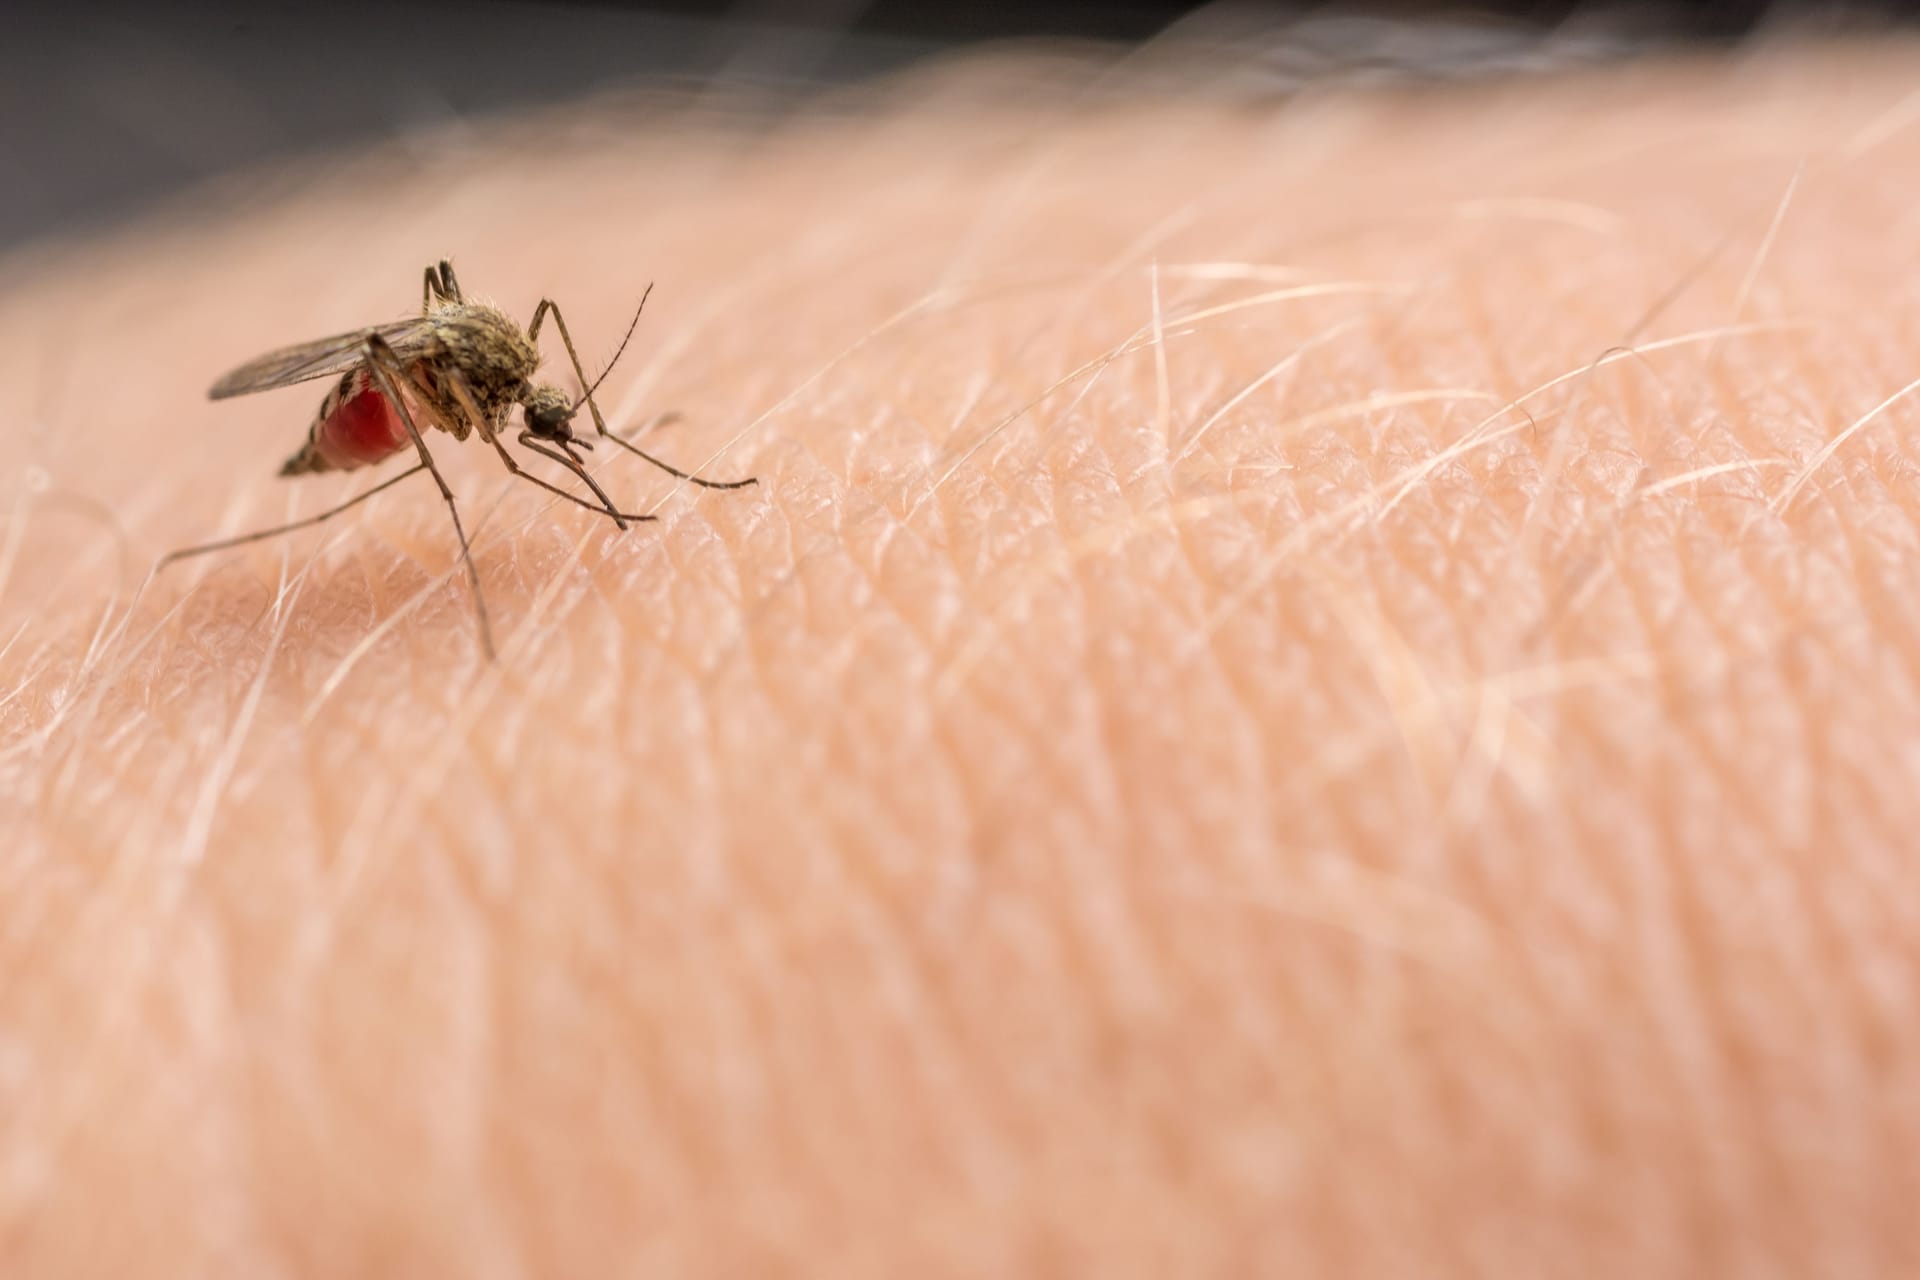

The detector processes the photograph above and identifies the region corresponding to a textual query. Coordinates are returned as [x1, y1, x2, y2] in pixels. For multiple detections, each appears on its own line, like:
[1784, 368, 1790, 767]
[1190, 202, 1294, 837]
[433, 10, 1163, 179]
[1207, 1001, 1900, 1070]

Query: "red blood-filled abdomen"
[314, 376, 410, 471]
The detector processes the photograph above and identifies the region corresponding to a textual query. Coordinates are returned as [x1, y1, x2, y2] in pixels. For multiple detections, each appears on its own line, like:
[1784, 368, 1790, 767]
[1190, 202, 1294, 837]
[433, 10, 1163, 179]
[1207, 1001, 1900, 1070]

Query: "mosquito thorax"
[522, 384, 576, 440]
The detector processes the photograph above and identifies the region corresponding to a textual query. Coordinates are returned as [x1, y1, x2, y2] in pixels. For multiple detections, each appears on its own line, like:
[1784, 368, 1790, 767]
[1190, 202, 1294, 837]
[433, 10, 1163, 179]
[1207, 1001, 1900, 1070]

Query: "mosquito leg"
[599, 432, 757, 490]
[363, 334, 496, 660]
[524, 294, 632, 439]
[489, 435, 654, 527]
[481, 424, 655, 528]
[526, 294, 758, 490]
[437, 365, 644, 529]
[513, 431, 657, 524]
[421, 259, 462, 313]
[158, 463, 428, 565]
[525, 298, 551, 344]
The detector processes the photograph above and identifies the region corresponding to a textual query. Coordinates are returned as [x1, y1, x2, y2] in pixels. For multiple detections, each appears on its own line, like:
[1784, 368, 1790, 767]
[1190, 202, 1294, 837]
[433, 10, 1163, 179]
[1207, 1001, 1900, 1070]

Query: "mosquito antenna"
[571, 282, 652, 414]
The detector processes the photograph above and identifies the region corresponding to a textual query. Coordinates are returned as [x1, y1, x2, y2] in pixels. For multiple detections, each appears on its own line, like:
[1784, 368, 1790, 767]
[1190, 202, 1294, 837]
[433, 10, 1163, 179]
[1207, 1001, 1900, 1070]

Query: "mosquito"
[163, 259, 756, 659]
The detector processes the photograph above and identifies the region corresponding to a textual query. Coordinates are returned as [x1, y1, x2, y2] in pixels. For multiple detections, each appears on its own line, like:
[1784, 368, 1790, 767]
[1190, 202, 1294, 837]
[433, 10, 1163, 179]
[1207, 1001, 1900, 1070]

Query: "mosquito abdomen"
[282, 370, 412, 476]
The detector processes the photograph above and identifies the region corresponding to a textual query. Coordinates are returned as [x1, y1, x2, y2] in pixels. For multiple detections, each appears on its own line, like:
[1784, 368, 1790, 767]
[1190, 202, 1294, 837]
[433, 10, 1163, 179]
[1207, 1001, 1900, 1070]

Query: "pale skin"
[2, 40, 1920, 1277]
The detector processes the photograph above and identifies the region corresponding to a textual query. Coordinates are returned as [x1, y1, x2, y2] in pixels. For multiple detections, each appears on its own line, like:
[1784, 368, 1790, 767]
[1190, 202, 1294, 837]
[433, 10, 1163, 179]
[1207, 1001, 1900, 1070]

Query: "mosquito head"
[522, 384, 579, 443]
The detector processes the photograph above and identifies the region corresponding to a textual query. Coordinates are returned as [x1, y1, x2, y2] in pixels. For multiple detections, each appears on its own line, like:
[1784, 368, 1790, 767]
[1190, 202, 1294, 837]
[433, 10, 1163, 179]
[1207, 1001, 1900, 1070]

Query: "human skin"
[3, 37, 1920, 1277]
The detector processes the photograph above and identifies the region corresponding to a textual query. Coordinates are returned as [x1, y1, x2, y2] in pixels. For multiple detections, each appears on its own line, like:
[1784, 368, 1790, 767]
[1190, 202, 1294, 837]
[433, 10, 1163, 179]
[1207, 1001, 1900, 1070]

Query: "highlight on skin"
[2, 34, 1920, 1278]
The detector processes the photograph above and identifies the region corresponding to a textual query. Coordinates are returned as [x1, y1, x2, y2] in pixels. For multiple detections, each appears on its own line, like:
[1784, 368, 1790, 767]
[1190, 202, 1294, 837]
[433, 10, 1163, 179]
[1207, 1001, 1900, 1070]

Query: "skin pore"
[3, 37, 1920, 1277]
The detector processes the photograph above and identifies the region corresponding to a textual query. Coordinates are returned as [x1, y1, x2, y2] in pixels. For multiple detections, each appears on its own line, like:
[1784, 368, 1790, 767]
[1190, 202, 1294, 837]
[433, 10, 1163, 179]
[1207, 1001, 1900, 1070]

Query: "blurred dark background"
[0, 0, 1905, 251]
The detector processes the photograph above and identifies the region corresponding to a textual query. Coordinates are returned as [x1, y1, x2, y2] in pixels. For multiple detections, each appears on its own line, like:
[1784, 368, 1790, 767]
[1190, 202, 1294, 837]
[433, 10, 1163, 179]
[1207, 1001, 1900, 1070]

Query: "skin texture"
[4, 38, 1920, 1278]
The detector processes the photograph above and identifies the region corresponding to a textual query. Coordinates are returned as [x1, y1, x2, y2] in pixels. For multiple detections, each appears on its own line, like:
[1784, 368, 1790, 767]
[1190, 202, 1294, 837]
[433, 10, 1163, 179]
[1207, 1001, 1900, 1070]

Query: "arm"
[3, 41, 1918, 1276]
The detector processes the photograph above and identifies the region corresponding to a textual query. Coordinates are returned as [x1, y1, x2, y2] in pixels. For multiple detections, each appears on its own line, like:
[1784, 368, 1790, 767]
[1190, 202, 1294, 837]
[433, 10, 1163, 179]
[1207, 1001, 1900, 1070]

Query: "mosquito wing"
[208, 316, 438, 400]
